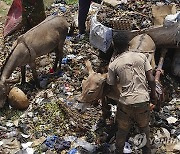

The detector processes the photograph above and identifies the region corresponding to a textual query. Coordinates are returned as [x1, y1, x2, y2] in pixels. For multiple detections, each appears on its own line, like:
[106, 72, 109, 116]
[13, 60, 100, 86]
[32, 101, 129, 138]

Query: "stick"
[58, 100, 91, 131]
[154, 48, 167, 110]
[155, 48, 168, 81]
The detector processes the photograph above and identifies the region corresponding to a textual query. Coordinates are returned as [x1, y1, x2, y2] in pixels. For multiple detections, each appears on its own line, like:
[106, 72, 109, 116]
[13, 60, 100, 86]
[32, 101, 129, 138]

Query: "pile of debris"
[0, 0, 179, 153]
[97, 0, 179, 30]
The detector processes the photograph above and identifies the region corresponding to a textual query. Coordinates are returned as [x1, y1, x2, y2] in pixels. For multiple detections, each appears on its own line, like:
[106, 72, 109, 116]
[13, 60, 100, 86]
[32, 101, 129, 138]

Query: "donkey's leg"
[102, 96, 112, 120]
[54, 42, 64, 71]
[29, 62, 40, 88]
[53, 46, 60, 71]
[21, 66, 26, 84]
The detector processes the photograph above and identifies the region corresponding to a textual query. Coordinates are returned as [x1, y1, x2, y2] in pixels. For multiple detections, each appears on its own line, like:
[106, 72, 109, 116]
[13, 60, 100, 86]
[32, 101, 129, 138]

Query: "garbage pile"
[0, 0, 179, 153]
[97, 0, 180, 30]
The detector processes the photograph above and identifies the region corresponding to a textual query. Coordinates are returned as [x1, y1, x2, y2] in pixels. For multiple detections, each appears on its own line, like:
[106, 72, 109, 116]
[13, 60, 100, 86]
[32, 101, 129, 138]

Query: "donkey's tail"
[67, 22, 75, 36]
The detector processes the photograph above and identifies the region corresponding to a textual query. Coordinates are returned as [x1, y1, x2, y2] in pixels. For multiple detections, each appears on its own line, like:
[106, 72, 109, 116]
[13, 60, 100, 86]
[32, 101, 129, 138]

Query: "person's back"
[108, 51, 152, 105]
[107, 33, 156, 154]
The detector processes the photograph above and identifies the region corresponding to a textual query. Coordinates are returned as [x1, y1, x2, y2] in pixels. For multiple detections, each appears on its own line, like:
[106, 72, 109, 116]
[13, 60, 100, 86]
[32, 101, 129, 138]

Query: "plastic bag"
[72, 138, 96, 152]
[89, 14, 112, 53]
[164, 12, 180, 26]
[123, 142, 132, 153]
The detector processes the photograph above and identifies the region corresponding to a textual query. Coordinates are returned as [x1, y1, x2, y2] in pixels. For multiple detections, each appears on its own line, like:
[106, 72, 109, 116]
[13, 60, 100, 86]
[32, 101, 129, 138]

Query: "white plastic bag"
[89, 14, 112, 53]
[123, 142, 132, 153]
[164, 12, 180, 26]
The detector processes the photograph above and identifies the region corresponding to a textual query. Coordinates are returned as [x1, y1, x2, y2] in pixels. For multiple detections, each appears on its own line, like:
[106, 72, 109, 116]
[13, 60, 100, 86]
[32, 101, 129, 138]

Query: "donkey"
[78, 34, 156, 120]
[0, 15, 70, 108]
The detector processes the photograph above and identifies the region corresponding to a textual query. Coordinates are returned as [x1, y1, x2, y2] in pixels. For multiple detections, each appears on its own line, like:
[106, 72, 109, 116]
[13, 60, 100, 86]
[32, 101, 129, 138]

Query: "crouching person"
[107, 33, 157, 154]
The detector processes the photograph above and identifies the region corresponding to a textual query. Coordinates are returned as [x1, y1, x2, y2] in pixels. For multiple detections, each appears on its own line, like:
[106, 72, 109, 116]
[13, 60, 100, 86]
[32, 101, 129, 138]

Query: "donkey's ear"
[101, 73, 107, 81]
[102, 73, 107, 79]
[85, 60, 94, 74]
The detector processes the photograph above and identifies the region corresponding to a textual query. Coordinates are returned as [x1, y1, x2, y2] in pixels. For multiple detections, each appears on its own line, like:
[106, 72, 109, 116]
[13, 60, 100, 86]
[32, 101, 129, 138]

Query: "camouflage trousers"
[115, 102, 151, 154]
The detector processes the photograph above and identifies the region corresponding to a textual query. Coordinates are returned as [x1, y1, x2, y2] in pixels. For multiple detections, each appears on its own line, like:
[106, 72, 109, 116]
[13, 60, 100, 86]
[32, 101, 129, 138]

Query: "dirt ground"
[0, 1, 9, 56]
[0, 2, 9, 19]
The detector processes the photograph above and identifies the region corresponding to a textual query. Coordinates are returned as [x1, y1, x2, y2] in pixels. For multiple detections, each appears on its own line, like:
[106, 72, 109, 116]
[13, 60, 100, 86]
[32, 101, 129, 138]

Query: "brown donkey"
[0, 15, 70, 108]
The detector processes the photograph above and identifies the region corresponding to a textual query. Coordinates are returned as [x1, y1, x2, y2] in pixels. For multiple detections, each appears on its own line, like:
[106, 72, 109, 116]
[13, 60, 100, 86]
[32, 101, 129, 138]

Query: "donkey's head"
[77, 60, 107, 112]
[0, 76, 19, 108]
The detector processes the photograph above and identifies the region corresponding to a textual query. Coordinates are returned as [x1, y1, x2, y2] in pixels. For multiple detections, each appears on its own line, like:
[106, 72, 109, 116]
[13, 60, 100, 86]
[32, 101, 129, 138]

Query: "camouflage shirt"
[107, 51, 152, 105]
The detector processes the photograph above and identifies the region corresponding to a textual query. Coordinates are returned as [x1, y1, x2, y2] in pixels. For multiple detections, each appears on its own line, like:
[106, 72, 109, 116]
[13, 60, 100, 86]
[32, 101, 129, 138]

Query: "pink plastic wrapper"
[3, 0, 22, 37]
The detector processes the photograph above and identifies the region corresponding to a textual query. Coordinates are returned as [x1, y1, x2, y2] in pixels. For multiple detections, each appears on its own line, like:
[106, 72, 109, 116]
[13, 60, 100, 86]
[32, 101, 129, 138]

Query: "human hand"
[151, 96, 157, 105]
[149, 103, 155, 110]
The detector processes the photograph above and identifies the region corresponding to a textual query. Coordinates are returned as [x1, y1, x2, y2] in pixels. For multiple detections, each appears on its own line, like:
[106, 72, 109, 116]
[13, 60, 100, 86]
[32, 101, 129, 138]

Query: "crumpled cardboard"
[152, 4, 176, 26]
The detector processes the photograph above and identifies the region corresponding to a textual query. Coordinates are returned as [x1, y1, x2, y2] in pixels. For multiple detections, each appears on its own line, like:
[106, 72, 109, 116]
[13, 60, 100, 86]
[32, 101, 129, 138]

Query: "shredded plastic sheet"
[89, 14, 112, 53]
[3, 0, 22, 37]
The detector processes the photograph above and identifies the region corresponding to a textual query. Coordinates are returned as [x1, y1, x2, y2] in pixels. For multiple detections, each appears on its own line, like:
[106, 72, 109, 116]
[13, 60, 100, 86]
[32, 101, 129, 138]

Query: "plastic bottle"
[74, 138, 96, 152]
[68, 148, 78, 154]
[5, 131, 18, 138]
[61, 57, 69, 64]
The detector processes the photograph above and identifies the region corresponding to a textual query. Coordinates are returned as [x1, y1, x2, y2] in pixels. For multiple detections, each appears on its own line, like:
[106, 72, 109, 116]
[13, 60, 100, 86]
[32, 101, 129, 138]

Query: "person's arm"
[146, 70, 157, 105]
[144, 55, 157, 105]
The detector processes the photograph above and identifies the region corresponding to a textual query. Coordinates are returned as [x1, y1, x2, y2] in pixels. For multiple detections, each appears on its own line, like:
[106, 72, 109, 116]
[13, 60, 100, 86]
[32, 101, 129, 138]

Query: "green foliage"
[0, 105, 24, 121]
[2, 0, 12, 5]
[44, 0, 54, 7]
[65, 0, 77, 5]
[0, 9, 6, 16]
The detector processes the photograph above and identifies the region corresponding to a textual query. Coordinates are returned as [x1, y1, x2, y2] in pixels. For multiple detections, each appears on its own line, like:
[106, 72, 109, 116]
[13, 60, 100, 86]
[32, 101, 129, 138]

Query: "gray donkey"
[0, 15, 70, 108]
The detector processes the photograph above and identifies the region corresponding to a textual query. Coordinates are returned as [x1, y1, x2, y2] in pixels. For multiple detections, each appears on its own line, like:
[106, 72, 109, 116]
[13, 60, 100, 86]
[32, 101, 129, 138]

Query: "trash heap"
[97, 1, 153, 30]
[97, 0, 179, 30]
[0, 0, 179, 153]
